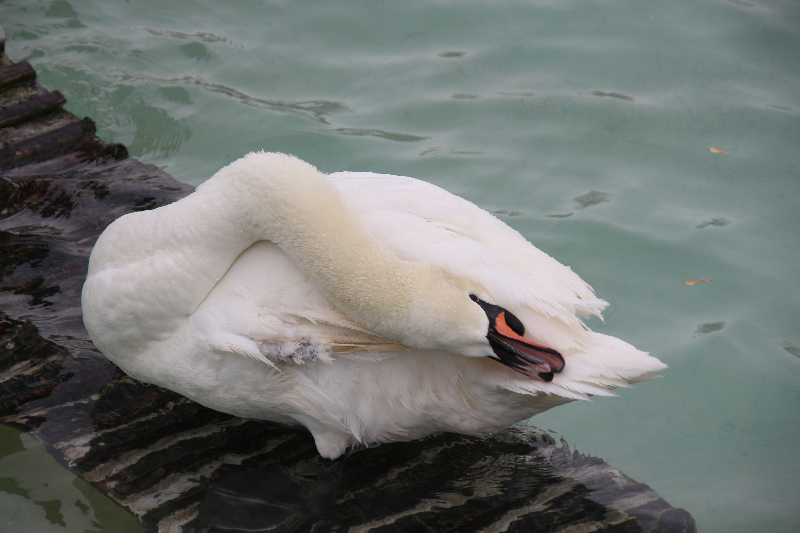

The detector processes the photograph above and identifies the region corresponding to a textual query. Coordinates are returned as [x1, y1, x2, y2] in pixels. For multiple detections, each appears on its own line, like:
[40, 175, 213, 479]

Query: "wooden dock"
[0, 25, 695, 533]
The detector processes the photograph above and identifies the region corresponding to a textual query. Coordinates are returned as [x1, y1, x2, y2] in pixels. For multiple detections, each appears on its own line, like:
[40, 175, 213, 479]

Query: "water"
[1, 0, 799, 531]
[0, 424, 144, 532]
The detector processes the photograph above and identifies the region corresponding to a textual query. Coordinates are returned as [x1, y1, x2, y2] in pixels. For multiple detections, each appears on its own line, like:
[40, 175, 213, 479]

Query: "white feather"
[82, 152, 666, 459]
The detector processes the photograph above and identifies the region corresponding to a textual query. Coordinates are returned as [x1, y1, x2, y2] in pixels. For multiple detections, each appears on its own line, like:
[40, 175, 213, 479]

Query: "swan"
[81, 152, 666, 459]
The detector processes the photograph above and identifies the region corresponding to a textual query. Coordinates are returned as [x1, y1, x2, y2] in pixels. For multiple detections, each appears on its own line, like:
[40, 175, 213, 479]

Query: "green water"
[2, 0, 799, 531]
[0, 424, 144, 532]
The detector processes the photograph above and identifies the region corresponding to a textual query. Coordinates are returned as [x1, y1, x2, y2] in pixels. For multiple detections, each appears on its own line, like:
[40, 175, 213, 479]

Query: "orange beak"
[471, 295, 565, 382]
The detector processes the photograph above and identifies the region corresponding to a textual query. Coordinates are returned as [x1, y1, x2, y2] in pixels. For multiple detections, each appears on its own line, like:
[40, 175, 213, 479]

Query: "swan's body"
[82, 152, 665, 458]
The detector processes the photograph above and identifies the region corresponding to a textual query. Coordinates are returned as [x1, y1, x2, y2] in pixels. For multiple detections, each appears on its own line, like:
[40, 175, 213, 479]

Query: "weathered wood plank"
[0, 81, 39, 108]
[0, 60, 35, 90]
[0, 116, 88, 169]
[1, 109, 80, 147]
[0, 89, 65, 129]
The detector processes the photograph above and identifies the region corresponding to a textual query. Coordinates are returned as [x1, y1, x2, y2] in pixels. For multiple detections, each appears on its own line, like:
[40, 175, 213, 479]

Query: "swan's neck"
[211, 153, 428, 337]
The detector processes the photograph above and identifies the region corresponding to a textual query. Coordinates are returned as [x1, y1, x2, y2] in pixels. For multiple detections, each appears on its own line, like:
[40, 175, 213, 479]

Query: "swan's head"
[392, 267, 565, 383]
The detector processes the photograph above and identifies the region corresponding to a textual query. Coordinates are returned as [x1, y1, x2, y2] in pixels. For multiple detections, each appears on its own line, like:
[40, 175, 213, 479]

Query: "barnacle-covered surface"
[0, 26, 694, 533]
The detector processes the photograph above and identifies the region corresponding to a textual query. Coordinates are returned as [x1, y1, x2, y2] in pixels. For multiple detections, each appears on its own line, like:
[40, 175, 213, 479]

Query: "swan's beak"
[471, 296, 565, 382]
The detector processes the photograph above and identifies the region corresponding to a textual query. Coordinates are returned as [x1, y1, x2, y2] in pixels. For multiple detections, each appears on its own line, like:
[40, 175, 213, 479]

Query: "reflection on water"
[2, 0, 800, 531]
[0, 425, 144, 533]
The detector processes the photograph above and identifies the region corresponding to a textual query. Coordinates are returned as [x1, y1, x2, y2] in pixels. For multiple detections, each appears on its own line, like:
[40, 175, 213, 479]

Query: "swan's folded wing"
[289, 310, 406, 355]
[195, 237, 407, 367]
[199, 306, 404, 367]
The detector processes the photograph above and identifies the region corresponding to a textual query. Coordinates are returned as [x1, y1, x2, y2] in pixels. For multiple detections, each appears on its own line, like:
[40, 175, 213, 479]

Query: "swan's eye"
[503, 311, 525, 336]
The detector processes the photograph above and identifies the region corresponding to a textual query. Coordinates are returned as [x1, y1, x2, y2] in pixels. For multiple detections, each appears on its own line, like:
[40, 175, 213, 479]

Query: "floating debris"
[684, 279, 713, 285]
[709, 146, 729, 155]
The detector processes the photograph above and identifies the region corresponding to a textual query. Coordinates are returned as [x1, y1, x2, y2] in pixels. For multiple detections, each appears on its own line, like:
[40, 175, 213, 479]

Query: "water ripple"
[115, 73, 349, 124]
[143, 27, 242, 47]
[591, 90, 634, 101]
[331, 128, 428, 142]
[573, 190, 611, 209]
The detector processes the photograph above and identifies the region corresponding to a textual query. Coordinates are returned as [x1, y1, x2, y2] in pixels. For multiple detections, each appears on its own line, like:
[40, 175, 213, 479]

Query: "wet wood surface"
[0, 25, 695, 533]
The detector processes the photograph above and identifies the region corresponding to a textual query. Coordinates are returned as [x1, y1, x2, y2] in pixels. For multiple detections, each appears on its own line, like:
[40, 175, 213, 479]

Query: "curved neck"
[96, 153, 430, 342]
[205, 153, 423, 330]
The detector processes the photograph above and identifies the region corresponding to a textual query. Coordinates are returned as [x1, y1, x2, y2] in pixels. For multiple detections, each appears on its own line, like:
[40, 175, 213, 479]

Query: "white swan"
[81, 152, 666, 459]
